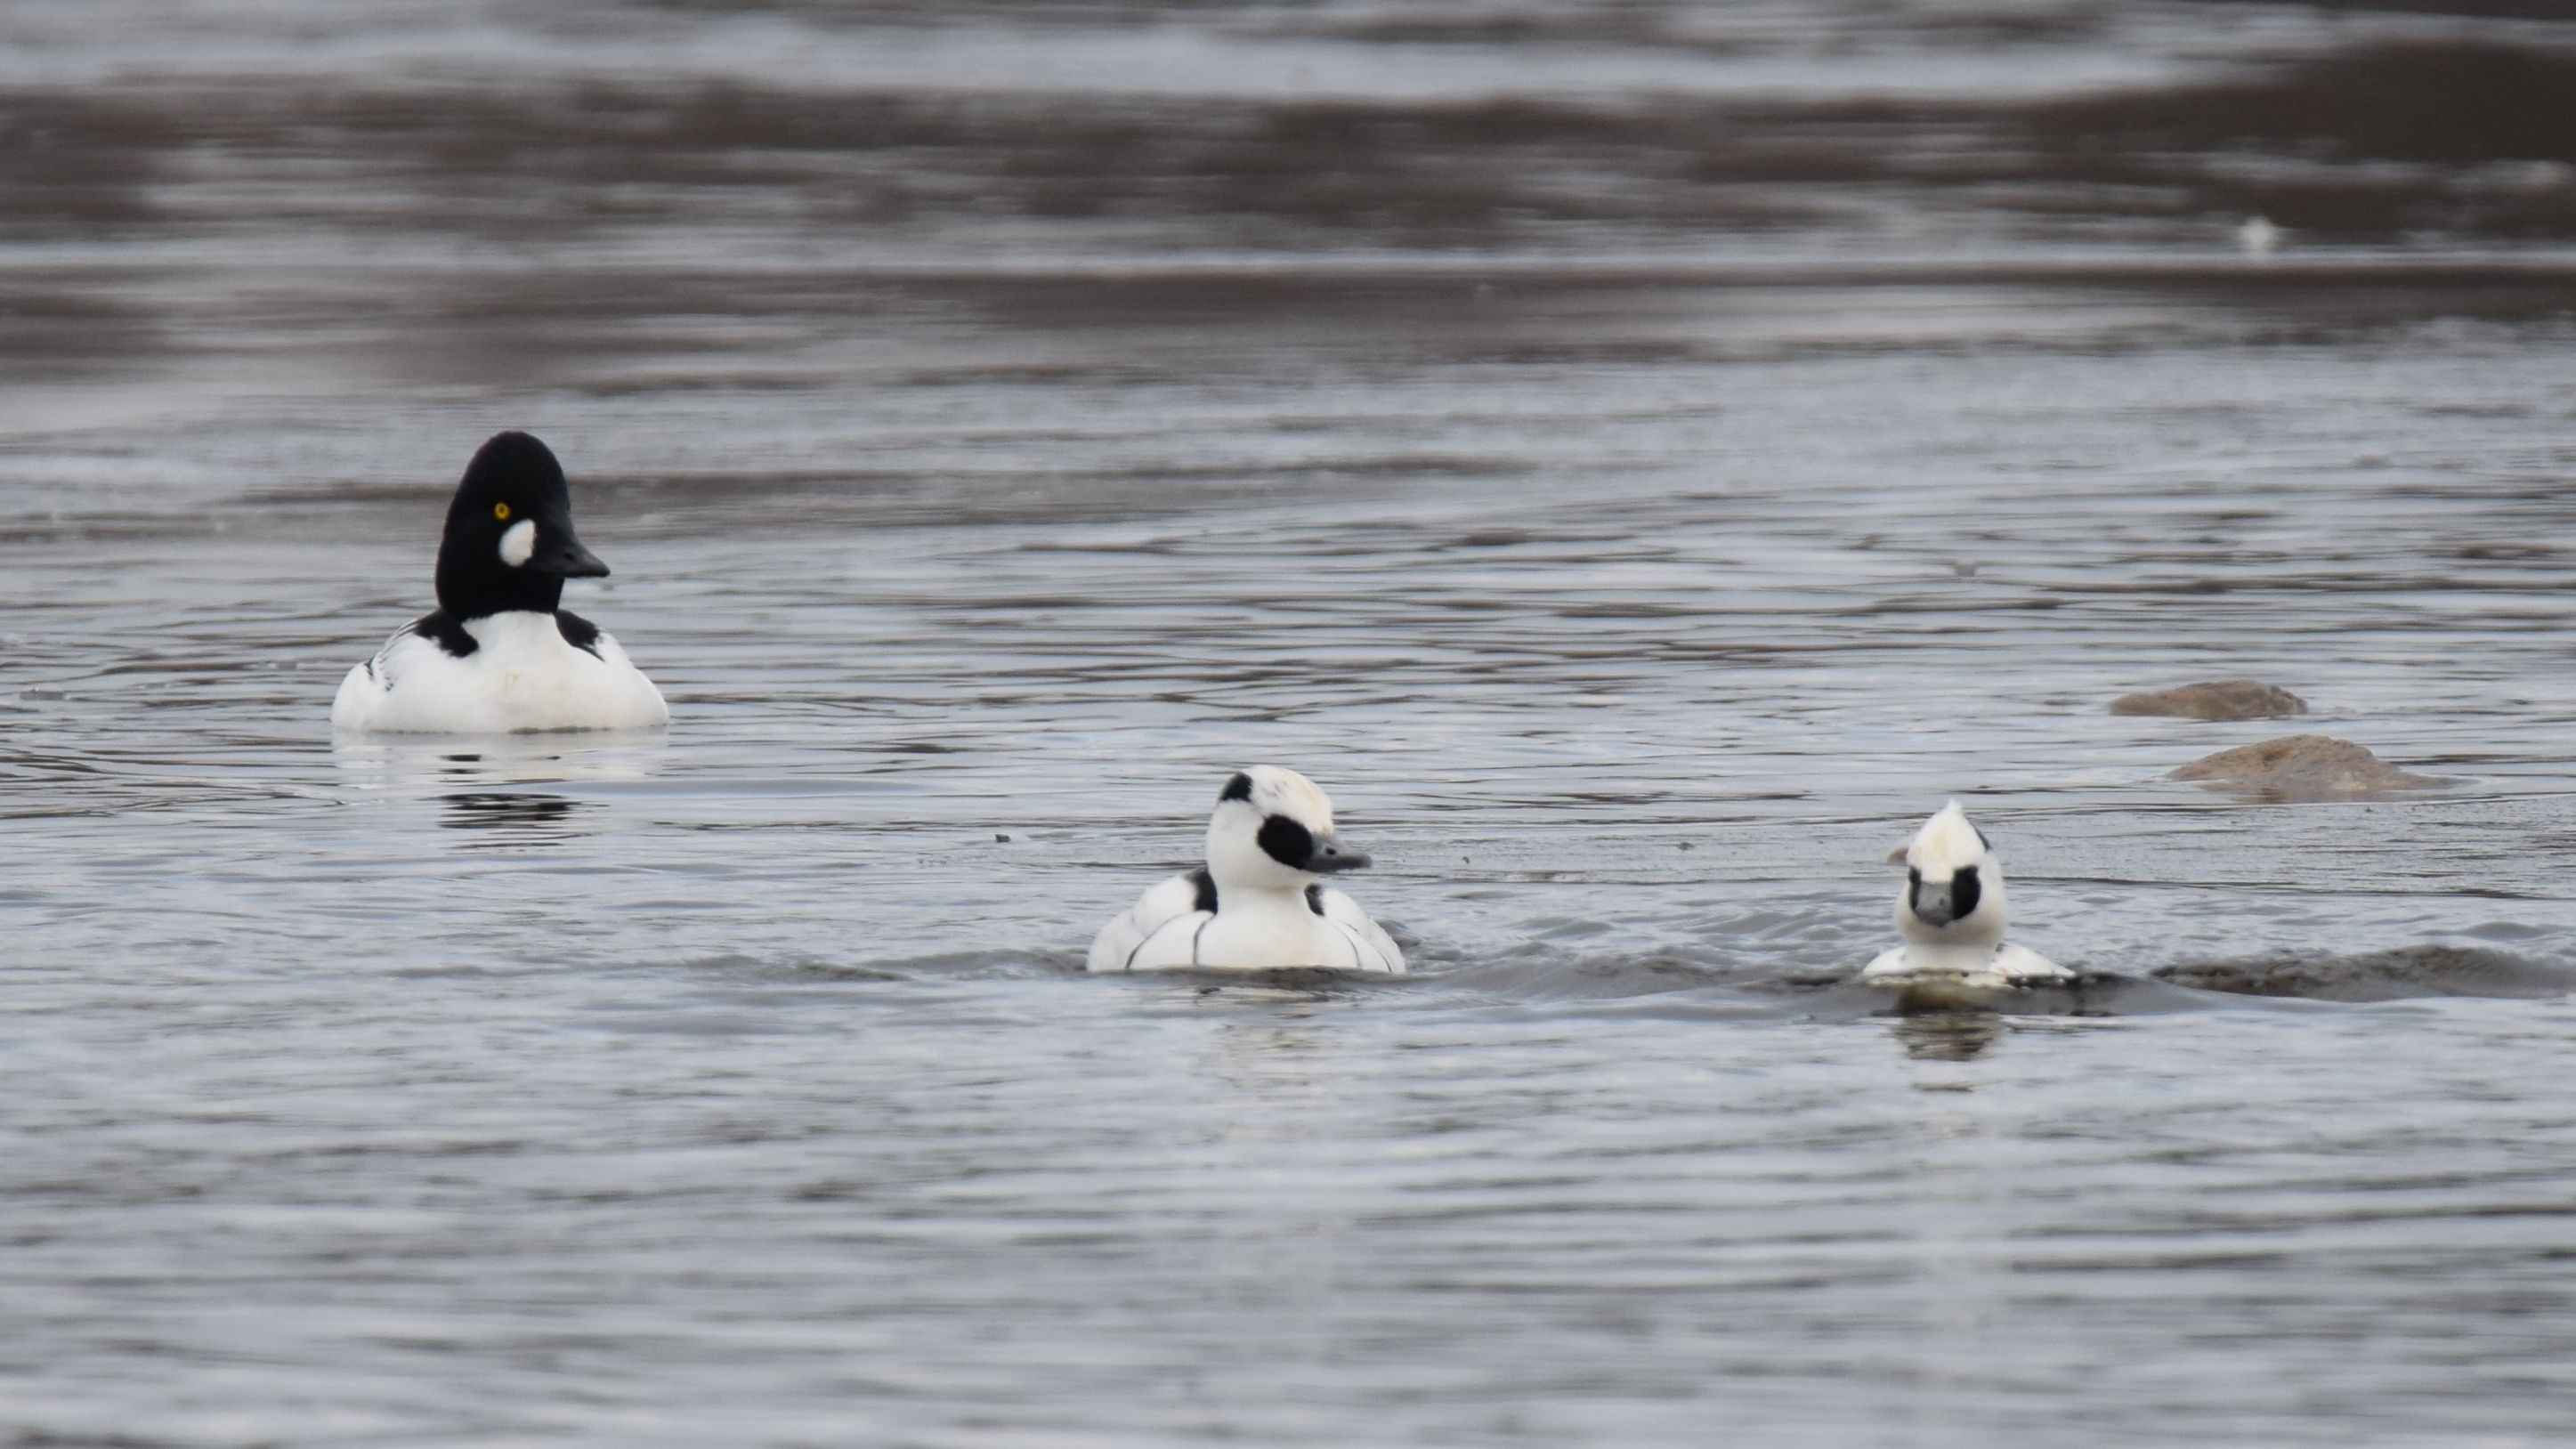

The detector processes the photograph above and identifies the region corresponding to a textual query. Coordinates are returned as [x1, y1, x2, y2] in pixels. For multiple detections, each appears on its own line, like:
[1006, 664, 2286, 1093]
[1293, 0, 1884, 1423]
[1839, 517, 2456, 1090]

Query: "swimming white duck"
[1859, 801, 2070, 986]
[333, 432, 668, 733]
[1088, 765, 1405, 974]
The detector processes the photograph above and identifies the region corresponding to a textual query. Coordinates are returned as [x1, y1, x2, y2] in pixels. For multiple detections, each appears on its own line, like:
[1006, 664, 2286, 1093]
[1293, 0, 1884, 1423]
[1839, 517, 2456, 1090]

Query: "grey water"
[8, 1, 2576, 1444]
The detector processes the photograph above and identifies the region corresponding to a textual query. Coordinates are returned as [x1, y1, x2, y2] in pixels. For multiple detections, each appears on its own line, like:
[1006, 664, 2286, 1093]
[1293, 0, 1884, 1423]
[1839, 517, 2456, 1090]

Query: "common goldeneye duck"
[332, 431, 668, 734]
[1859, 801, 2070, 987]
[1087, 765, 1405, 974]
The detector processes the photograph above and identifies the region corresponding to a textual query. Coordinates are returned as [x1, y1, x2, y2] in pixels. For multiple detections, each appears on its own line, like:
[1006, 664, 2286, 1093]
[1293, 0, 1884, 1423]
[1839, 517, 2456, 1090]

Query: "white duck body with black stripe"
[1860, 800, 2070, 987]
[333, 431, 668, 734]
[1088, 765, 1405, 974]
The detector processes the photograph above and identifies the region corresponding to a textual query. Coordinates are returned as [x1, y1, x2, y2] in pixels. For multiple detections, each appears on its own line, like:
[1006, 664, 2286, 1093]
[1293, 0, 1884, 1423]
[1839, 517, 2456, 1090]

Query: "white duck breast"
[331, 430, 669, 734]
[1859, 800, 2070, 986]
[333, 611, 668, 734]
[1088, 765, 1405, 974]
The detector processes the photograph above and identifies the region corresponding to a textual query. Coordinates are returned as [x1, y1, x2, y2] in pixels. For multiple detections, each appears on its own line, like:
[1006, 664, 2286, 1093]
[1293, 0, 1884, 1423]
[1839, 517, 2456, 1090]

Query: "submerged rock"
[2111, 679, 2307, 720]
[2156, 945, 2570, 1003]
[2170, 733, 2439, 800]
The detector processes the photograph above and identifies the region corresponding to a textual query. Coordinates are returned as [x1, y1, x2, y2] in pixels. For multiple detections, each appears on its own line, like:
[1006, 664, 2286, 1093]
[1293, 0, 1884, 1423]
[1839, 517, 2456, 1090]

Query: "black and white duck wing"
[1086, 869, 1215, 973]
[1994, 943, 2072, 983]
[366, 613, 460, 689]
[1316, 886, 1405, 975]
[332, 614, 466, 729]
[1858, 946, 1912, 981]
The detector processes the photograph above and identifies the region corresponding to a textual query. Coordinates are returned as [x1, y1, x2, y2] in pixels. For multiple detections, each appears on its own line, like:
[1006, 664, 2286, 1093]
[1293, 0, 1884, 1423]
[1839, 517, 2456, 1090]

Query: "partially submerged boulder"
[2155, 945, 2568, 1003]
[2171, 734, 2440, 800]
[2111, 679, 2307, 721]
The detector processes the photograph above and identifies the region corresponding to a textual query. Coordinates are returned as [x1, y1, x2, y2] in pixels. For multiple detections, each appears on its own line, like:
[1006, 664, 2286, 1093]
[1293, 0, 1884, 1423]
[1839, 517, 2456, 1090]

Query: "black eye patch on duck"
[1950, 865, 1981, 918]
[1257, 815, 1316, 870]
[1914, 863, 1982, 920]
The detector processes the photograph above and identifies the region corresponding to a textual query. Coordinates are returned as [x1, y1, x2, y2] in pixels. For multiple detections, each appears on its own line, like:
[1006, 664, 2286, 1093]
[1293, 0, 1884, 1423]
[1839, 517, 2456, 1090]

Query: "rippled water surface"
[8, 2, 2576, 1444]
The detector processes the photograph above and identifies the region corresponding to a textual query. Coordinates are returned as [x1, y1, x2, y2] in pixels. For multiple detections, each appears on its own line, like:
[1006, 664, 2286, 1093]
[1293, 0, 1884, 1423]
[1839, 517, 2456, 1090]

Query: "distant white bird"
[2235, 215, 2281, 257]
[1859, 801, 2070, 986]
[1087, 765, 1405, 974]
[334, 432, 668, 734]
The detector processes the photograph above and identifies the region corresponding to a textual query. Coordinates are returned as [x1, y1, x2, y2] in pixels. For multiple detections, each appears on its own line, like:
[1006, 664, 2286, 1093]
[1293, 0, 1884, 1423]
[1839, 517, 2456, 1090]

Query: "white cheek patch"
[497, 518, 536, 567]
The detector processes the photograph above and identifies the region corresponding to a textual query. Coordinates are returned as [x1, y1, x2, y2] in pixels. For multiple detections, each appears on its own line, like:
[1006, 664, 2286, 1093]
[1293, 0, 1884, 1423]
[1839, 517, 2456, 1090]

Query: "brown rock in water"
[2171, 734, 2440, 800]
[2111, 679, 2307, 721]
[2154, 945, 2567, 1003]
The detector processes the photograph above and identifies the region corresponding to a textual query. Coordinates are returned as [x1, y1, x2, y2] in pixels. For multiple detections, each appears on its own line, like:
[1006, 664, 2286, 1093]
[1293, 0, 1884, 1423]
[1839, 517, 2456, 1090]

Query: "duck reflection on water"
[440, 791, 595, 846]
[1890, 1011, 2006, 1063]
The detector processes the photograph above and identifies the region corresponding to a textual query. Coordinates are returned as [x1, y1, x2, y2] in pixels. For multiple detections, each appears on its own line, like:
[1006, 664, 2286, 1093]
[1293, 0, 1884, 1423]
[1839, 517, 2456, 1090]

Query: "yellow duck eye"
[493, 502, 512, 521]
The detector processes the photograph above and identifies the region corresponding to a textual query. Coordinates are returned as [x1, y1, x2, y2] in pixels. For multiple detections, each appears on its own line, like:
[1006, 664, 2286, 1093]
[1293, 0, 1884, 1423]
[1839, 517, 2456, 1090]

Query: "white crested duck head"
[1891, 800, 2010, 949]
[1204, 765, 1371, 894]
